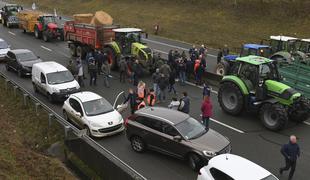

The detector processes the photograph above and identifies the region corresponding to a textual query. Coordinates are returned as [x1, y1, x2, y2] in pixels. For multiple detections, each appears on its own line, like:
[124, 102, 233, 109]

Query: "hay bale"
[17, 10, 43, 21]
[90, 11, 113, 26]
[73, 13, 94, 24]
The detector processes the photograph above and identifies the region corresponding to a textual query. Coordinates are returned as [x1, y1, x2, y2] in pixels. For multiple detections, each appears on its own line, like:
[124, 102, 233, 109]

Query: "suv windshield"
[261, 175, 278, 180]
[46, 70, 74, 85]
[0, 41, 8, 49]
[175, 117, 207, 140]
[83, 98, 113, 116]
[16, 52, 37, 61]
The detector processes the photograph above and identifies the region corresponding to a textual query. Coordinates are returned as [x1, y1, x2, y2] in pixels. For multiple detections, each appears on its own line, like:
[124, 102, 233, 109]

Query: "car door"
[6, 52, 15, 71]
[158, 122, 189, 158]
[68, 98, 84, 128]
[38, 72, 47, 94]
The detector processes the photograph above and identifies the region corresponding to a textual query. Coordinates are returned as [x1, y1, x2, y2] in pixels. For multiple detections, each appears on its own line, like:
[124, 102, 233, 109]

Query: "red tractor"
[34, 15, 64, 42]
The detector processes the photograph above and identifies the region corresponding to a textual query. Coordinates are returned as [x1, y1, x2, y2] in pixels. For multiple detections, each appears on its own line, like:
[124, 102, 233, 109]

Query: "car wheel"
[188, 153, 202, 171]
[131, 136, 145, 153]
[33, 84, 38, 93]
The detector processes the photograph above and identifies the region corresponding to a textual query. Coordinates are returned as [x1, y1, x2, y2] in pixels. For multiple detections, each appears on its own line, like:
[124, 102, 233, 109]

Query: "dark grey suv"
[125, 107, 231, 170]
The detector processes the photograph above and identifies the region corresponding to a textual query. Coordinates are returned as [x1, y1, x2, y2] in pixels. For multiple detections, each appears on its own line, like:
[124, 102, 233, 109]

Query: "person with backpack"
[178, 92, 190, 114]
[201, 95, 213, 129]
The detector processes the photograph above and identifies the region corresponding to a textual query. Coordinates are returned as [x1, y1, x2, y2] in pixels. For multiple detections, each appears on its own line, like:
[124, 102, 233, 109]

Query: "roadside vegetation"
[0, 79, 76, 179]
[12, 0, 310, 49]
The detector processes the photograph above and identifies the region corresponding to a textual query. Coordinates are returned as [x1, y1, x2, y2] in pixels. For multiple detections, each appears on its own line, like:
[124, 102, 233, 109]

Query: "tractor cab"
[269, 36, 299, 53]
[37, 15, 57, 30]
[2, 4, 23, 15]
[298, 39, 310, 54]
[240, 44, 272, 58]
[113, 28, 143, 55]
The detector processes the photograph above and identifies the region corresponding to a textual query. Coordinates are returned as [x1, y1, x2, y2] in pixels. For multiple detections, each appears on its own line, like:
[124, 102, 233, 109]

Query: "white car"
[0, 38, 10, 61]
[197, 154, 279, 180]
[62, 91, 125, 137]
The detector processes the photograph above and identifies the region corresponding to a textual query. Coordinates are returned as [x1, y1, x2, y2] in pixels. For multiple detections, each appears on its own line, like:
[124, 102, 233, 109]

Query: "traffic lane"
[2, 65, 310, 180]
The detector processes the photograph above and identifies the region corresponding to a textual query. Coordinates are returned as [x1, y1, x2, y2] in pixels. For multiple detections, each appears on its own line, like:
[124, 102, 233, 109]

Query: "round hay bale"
[73, 13, 94, 24]
[90, 11, 113, 26]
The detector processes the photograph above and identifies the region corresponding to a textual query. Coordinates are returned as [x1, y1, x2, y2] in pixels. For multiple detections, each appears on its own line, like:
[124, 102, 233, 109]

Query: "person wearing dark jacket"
[88, 60, 97, 86]
[124, 88, 138, 114]
[195, 64, 204, 85]
[158, 74, 168, 103]
[119, 57, 127, 83]
[132, 60, 142, 86]
[168, 70, 176, 95]
[217, 48, 223, 64]
[95, 50, 104, 75]
[280, 135, 300, 180]
[178, 92, 190, 114]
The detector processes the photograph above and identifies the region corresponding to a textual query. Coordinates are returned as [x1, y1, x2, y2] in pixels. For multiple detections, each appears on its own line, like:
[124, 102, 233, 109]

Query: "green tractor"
[218, 55, 310, 131]
[106, 28, 153, 70]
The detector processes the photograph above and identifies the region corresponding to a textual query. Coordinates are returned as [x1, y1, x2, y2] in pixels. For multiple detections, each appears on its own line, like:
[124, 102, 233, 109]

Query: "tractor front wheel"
[260, 103, 288, 131]
[215, 61, 230, 76]
[289, 98, 310, 123]
[218, 81, 244, 115]
[34, 26, 41, 39]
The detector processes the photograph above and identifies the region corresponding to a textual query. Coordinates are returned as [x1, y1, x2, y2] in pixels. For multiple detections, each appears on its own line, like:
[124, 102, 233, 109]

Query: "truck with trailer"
[1, 4, 23, 28]
[17, 10, 64, 42]
[64, 21, 153, 71]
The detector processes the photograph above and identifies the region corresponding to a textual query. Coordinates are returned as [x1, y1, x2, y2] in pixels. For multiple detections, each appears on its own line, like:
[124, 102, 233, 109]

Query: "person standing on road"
[67, 60, 77, 77]
[280, 135, 300, 180]
[88, 59, 97, 86]
[199, 44, 206, 55]
[202, 82, 211, 99]
[101, 61, 110, 88]
[147, 88, 156, 107]
[201, 95, 212, 129]
[178, 59, 186, 86]
[168, 69, 177, 95]
[132, 60, 142, 86]
[159, 61, 171, 78]
[119, 56, 128, 83]
[124, 88, 138, 114]
[137, 81, 147, 100]
[95, 50, 104, 75]
[178, 92, 190, 114]
[76, 60, 84, 87]
[158, 74, 168, 103]
[222, 44, 230, 56]
[152, 68, 161, 98]
[217, 48, 223, 64]
[168, 97, 180, 110]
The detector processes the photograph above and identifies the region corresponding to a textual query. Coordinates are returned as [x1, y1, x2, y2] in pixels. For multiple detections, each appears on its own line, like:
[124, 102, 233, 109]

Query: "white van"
[32, 61, 80, 102]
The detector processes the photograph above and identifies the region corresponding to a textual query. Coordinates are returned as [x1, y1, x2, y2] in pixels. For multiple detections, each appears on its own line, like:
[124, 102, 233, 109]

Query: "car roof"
[33, 61, 67, 74]
[10, 49, 32, 54]
[236, 55, 272, 65]
[244, 44, 270, 49]
[113, 28, 142, 33]
[70, 91, 103, 102]
[270, 35, 298, 41]
[135, 107, 189, 125]
[207, 154, 276, 180]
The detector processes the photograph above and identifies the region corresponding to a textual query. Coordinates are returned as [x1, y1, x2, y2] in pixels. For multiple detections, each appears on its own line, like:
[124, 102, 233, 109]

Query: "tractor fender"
[270, 51, 292, 63]
[221, 75, 249, 95]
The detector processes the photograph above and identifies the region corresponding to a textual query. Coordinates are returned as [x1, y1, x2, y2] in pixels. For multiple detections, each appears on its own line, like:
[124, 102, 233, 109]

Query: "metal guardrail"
[0, 71, 147, 180]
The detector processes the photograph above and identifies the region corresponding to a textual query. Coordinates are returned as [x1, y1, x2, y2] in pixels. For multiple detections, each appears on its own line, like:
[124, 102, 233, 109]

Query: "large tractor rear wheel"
[104, 47, 117, 70]
[259, 103, 288, 131]
[215, 61, 230, 76]
[218, 81, 244, 115]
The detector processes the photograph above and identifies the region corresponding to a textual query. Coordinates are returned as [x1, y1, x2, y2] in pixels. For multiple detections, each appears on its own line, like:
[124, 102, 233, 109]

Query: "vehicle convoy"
[125, 107, 231, 171]
[197, 154, 279, 180]
[62, 91, 125, 138]
[32, 61, 80, 102]
[64, 15, 153, 71]
[5, 49, 42, 77]
[1, 4, 23, 28]
[218, 56, 310, 131]
[0, 38, 10, 61]
[17, 10, 64, 42]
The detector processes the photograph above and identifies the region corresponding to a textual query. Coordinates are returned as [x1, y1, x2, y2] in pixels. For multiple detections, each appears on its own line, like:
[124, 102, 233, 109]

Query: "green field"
[12, 0, 310, 49]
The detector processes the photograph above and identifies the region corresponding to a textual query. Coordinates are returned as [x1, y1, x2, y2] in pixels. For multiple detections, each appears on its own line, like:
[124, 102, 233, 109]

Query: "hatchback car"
[125, 107, 231, 170]
[197, 154, 279, 180]
[62, 91, 125, 137]
[0, 38, 10, 61]
[5, 49, 42, 77]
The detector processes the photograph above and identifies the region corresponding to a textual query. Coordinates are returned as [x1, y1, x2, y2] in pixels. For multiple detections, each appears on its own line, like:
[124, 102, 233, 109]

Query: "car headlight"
[91, 122, 102, 128]
[52, 87, 60, 93]
[203, 150, 217, 157]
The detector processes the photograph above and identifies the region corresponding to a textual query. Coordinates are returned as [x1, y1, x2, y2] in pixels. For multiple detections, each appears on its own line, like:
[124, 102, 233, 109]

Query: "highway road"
[1, 2, 310, 180]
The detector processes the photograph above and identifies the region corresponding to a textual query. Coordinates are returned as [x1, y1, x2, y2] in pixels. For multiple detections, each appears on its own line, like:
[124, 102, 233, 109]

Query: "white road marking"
[153, 49, 168, 55]
[303, 121, 310, 126]
[210, 118, 245, 134]
[40, 45, 52, 52]
[143, 38, 217, 58]
[8, 31, 16, 36]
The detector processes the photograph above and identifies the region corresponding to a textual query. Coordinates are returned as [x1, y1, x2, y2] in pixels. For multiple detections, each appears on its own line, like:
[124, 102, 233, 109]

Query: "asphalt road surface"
[0, 2, 310, 180]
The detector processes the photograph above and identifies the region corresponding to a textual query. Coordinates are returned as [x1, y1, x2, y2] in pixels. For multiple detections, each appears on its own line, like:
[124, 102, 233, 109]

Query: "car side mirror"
[173, 135, 182, 142]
